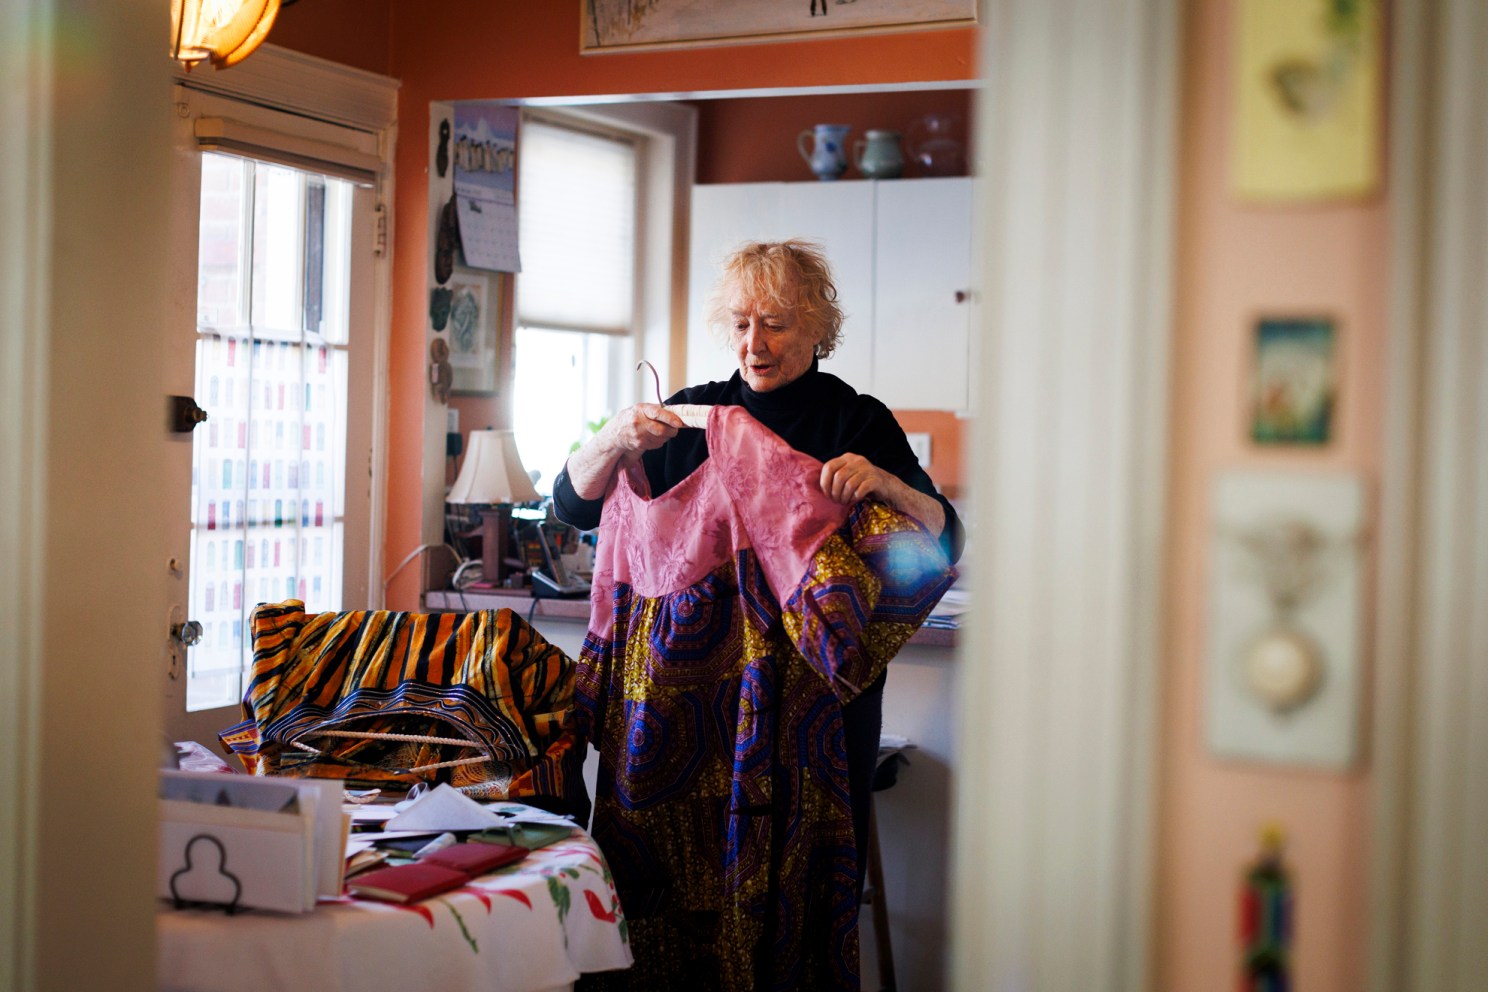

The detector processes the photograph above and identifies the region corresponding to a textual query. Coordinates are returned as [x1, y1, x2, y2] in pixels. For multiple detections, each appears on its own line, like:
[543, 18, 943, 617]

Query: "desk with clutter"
[157, 775, 630, 992]
[156, 594, 631, 992]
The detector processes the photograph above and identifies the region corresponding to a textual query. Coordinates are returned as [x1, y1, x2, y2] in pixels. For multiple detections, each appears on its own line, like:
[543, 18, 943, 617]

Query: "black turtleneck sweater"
[551, 360, 964, 564]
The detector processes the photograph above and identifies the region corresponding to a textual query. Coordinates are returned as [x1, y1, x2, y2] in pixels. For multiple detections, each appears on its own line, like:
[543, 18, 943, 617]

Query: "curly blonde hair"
[705, 240, 845, 360]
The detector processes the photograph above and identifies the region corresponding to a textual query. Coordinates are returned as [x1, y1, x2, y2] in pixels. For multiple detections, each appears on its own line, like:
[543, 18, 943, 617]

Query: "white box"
[158, 771, 347, 914]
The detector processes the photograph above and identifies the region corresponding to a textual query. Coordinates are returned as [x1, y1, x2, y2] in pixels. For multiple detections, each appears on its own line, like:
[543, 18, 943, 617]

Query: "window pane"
[512, 326, 629, 497]
[320, 180, 353, 346]
[187, 154, 355, 712]
[196, 154, 248, 329]
[517, 119, 637, 334]
[251, 164, 304, 339]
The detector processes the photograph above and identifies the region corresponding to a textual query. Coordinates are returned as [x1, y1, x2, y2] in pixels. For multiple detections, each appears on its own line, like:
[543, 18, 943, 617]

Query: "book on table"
[470, 820, 573, 850]
[346, 862, 470, 903]
[347, 841, 526, 903]
[419, 840, 526, 874]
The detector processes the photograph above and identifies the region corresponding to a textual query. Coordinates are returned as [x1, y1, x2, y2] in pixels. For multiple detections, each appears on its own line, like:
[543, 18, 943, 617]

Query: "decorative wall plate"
[1206, 471, 1365, 767]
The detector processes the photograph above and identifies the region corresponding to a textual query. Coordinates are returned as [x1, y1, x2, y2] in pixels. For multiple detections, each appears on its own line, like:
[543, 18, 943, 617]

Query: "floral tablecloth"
[158, 827, 632, 992]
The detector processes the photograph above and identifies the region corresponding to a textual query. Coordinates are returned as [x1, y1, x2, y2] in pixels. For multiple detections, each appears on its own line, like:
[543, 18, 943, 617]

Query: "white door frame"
[1368, 0, 1488, 988]
[1, 3, 172, 989]
[950, 0, 1178, 989]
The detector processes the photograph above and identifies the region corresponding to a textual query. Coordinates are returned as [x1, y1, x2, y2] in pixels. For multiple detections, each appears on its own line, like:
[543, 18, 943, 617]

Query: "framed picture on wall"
[448, 269, 499, 395]
[1231, 0, 1382, 202]
[1250, 316, 1336, 445]
[581, 0, 976, 53]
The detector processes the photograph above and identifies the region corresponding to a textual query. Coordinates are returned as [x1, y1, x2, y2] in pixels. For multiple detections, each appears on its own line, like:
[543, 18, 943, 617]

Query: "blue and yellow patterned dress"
[576, 405, 953, 990]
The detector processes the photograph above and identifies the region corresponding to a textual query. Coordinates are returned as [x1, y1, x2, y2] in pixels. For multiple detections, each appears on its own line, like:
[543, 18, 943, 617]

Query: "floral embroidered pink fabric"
[586, 404, 851, 633]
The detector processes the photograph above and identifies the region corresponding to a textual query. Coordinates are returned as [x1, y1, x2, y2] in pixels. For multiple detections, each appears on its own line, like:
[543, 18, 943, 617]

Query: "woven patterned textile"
[577, 405, 954, 991]
[220, 603, 581, 804]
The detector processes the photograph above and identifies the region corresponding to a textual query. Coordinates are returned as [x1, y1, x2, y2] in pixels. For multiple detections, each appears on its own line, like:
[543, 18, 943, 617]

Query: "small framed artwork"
[447, 270, 499, 395]
[582, 0, 976, 53]
[1250, 316, 1336, 445]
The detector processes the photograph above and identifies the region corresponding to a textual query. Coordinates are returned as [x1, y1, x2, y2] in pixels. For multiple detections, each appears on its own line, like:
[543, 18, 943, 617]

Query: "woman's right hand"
[565, 403, 684, 500]
[597, 403, 685, 461]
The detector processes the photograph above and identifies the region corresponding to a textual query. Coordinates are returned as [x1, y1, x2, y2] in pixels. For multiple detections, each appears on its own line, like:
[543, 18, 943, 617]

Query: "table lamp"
[446, 429, 539, 586]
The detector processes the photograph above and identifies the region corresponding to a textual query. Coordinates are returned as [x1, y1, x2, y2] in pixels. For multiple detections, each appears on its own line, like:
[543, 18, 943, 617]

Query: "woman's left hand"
[819, 453, 893, 505]
[818, 452, 947, 537]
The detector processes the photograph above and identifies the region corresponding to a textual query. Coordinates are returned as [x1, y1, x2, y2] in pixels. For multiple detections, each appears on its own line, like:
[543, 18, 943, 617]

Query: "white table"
[158, 826, 632, 992]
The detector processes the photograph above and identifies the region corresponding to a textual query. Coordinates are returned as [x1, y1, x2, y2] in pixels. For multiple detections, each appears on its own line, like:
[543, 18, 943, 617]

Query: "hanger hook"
[636, 360, 662, 406]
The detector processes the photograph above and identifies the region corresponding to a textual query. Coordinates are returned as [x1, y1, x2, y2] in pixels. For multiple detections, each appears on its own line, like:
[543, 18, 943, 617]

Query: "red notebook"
[420, 841, 526, 876]
[347, 862, 469, 904]
[347, 843, 527, 903]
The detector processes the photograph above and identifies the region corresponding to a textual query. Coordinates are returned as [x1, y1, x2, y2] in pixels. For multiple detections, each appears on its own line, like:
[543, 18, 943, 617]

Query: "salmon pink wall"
[893, 410, 965, 499]
[269, 0, 393, 75]
[1156, 1, 1387, 990]
[387, 6, 975, 103]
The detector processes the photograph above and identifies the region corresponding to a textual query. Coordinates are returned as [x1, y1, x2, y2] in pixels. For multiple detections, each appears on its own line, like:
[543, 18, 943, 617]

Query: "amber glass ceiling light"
[171, 0, 282, 70]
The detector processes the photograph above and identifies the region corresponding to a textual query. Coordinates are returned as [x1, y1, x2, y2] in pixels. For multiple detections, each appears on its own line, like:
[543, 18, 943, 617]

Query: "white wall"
[875, 644, 958, 991]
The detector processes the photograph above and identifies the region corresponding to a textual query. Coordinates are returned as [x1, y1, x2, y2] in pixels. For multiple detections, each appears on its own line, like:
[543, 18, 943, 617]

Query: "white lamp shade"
[448, 429, 540, 505]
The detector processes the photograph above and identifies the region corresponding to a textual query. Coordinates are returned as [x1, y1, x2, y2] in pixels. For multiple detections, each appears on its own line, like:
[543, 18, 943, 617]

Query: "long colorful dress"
[575, 404, 954, 990]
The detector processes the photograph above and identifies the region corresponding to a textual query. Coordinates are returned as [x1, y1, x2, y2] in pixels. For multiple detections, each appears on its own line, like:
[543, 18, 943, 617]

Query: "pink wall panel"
[1156, 1, 1387, 990]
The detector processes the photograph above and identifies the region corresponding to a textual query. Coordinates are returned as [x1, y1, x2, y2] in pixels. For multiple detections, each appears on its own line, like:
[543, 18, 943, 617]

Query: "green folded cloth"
[469, 821, 573, 850]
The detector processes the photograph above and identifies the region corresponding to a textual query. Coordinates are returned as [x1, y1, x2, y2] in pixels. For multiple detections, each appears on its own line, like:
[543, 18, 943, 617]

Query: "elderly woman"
[553, 240, 962, 988]
[556, 237, 961, 557]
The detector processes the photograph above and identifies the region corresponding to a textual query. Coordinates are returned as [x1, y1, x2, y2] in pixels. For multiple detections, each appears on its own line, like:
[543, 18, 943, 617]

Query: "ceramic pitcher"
[853, 129, 904, 179]
[797, 123, 851, 181]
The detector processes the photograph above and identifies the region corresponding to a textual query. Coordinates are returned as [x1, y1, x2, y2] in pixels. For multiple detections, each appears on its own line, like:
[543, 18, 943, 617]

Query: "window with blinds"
[516, 118, 638, 335]
[514, 116, 641, 493]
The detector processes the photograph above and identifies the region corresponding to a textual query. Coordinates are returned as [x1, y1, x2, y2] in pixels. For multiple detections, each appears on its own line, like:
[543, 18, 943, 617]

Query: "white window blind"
[517, 118, 637, 335]
[193, 117, 380, 186]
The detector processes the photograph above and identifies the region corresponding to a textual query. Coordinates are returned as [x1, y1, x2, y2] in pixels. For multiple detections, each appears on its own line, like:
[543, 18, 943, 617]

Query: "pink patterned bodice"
[586, 404, 853, 632]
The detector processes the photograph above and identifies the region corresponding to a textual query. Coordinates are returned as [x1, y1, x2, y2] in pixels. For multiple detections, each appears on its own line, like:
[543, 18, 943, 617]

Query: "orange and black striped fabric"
[219, 601, 580, 803]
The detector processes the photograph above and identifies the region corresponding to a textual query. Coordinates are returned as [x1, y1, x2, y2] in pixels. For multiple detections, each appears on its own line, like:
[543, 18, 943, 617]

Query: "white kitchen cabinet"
[872, 178, 973, 410]
[687, 178, 974, 411]
[687, 181, 874, 389]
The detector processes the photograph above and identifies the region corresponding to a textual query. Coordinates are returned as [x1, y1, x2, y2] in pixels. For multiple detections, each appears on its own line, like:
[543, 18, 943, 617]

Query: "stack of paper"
[925, 586, 969, 629]
[343, 784, 578, 864]
[158, 770, 349, 914]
